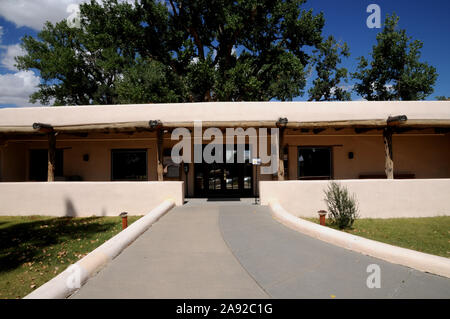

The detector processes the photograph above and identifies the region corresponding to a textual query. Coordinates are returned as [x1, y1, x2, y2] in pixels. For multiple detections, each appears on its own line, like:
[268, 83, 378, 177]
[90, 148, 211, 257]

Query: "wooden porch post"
[277, 127, 285, 180]
[276, 118, 288, 181]
[383, 127, 394, 179]
[156, 128, 164, 181]
[47, 132, 56, 182]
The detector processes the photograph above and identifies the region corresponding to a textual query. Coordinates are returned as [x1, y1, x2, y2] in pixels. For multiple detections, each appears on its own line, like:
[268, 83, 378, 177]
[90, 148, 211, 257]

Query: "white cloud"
[0, 0, 84, 30]
[0, 0, 136, 30]
[1, 44, 25, 71]
[0, 0, 137, 107]
[0, 43, 41, 107]
[0, 70, 41, 106]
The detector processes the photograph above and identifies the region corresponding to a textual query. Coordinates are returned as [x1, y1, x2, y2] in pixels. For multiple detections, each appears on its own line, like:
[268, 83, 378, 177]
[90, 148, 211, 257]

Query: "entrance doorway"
[194, 144, 253, 197]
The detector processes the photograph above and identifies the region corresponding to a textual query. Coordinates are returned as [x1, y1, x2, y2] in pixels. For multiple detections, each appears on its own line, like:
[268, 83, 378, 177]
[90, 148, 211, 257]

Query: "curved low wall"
[269, 200, 450, 278]
[0, 181, 184, 216]
[260, 179, 450, 218]
[24, 199, 175, 299]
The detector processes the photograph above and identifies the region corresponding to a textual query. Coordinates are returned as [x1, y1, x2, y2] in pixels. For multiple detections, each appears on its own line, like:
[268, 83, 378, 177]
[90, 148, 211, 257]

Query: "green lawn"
[305, 216, 450, 258]
[0, 215, 141, 299]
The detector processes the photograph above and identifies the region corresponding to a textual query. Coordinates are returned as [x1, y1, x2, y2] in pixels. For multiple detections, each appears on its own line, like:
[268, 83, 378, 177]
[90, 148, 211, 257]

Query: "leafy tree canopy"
[308, 36, 351, 101]
[17, 0, 329, 105]
[352, 14, 438, 101]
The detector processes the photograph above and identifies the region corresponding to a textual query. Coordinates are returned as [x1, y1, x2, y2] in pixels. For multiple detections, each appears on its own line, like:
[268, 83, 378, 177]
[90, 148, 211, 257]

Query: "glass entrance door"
[194, 144, 253, 197]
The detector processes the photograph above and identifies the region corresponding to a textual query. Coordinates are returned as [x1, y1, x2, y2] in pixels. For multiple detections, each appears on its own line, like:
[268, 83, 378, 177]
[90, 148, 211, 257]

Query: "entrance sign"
[252, 158, 262, 204]
[252, 158, 262, 165]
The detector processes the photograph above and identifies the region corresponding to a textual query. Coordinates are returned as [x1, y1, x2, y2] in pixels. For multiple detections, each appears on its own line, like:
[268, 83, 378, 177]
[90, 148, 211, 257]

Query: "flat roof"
[0, 101, 449, 133]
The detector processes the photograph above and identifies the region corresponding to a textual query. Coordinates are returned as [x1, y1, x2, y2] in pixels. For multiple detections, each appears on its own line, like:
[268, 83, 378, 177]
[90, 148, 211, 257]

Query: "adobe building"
[0, 101, 449, 198]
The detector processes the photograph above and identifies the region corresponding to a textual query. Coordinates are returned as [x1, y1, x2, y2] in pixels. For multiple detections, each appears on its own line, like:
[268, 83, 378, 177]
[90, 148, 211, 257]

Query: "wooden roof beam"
[32, 122, 54, 133]
[387, 115, 408, 126]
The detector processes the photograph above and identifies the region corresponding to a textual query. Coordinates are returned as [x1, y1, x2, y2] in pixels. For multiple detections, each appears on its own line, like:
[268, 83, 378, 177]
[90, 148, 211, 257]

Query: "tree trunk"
[156, 129, 164, 181]
[277, 127, 285, 180]
[47, 132, 56, 182]
[383, 127, 394, 179]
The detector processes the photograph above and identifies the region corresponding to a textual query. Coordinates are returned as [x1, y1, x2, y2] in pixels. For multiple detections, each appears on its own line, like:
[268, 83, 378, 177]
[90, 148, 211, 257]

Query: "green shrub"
[324, 182, 359, 229]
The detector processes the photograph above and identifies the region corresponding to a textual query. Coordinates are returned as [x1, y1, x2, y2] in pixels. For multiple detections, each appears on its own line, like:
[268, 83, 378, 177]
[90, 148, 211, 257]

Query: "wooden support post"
[277, 127, 285, 181]
[156, 128, 164, 181]
[47, 132, 56, 182]
[383, 127, 394, 179]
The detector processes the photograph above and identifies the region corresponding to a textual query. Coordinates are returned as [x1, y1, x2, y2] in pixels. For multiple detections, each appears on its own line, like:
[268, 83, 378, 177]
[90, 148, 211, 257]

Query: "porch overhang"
[1, 118, 450, 135]
[0, 101, 449, 135]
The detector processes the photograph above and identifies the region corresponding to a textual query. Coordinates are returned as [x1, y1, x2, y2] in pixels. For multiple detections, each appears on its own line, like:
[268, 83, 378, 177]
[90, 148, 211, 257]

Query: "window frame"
[297, 146, 333, 180]
[111, 148, 148, 181]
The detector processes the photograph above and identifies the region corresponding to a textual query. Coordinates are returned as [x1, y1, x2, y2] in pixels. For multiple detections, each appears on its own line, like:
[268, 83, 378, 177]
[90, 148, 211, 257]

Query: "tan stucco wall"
[393, 134, 450, 178]
[1, 130, 449, 197]
[285, 131, 450, 179]
[61, 138, 159, 182]
[0, 181, 184, 216]
[1, 132, 160, 182]
[260, 179, 450, 218]
[0, 142, 27, 182]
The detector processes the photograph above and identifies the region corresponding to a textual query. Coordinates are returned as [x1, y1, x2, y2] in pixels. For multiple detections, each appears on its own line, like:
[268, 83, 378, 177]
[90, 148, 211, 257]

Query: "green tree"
[352, 14, 437, 101]
[308, 36, 351, 101]
[17, 0, 326, 105]
[116, 59, 186, 103]
[16, 0, 142, 105]
[436, 96, 450, 101]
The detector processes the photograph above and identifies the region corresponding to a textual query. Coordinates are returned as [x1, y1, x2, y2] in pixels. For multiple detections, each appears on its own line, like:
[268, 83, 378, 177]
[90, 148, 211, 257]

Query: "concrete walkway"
[72, 203, 268, 298]
[72, 201, 450, 299]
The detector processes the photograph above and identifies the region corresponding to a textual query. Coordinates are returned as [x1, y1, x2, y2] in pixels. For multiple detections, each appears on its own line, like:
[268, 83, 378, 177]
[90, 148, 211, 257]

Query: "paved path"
[72, 202, 450, 299]
[72, 203, 268, 298]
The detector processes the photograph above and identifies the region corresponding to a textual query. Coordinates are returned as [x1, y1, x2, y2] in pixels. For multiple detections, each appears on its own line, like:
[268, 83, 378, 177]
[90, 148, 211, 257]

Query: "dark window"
[111, 149, 147, 181]
[29, 149, 63, 181]
[298, 147, 332, 180]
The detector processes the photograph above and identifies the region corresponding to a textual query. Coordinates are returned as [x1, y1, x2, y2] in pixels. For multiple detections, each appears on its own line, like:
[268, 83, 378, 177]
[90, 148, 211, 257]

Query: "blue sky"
[0, 0, 449, 107]
[298, 0, 450, 101]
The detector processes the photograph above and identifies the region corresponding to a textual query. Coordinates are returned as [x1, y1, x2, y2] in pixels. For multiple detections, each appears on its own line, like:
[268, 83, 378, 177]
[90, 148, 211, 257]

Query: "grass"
[305, 216, 450, 258]
[0, 215, 141, 299]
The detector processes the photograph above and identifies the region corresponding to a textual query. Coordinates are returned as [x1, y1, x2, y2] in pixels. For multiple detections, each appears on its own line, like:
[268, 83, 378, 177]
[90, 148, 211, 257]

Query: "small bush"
[324, 182, 359, 229]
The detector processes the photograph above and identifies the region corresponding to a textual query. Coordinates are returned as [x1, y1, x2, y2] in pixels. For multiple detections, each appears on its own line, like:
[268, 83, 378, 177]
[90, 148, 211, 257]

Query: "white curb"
[24, 199, 175, 299]
[268, 200, 450, 278]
